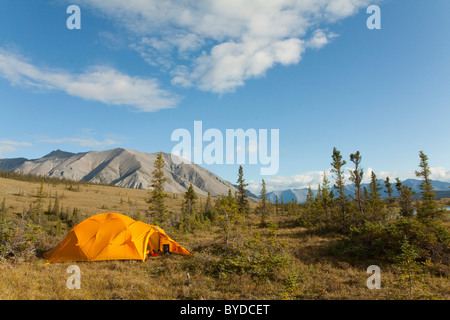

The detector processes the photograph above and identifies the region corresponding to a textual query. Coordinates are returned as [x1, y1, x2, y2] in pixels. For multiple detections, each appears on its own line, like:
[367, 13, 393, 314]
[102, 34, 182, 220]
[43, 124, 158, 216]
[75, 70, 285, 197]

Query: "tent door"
[163, 244, 170, 255]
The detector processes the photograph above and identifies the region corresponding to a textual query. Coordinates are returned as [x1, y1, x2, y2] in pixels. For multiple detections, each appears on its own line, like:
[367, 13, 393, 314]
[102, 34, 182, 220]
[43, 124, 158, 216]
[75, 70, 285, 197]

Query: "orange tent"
[43, 213, 190, 263]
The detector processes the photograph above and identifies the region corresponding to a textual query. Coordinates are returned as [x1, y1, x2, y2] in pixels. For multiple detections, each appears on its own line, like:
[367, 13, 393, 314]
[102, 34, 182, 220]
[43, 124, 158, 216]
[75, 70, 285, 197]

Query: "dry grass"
[0, 177, 449, 300]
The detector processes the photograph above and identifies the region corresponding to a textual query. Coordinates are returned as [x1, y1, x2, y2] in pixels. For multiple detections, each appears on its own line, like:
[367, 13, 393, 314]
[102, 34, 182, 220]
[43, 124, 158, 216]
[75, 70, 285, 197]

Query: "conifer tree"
[148, 152, 168, 222]
[367, 171, 385, 221]
[180, 184, 199, 232]
[349, 151, 364, 215]
[183, 184, 198, 217]
[331, 147, 348, 230]
[395, 178, 415, 217]
[320, 171, 333, 229]
[72, 207, 80, 226]
[275, 195, 279, 215]
[415, 151, 440, 219]
[306, 186, 314, 207]
[0, 197, 5, 220]
[368, 171, 382, 202]
[33, 180, 46, 224]
[236, 165, 249, 215]
[259, 179, 268, 225]
[47, 200, 52, 215]
[56, 218, 62, 236]
[203, 192, 215, 221]
[363, 186, 370, 204]
[384, 177, 395, 205]
[304, 186, 315, 225]
[204, 192, 212, 212]
[53, 196, 60, 217]
[395, 236, 424, 298]
[280, 196, 284, 214]
[216, 191, 240, 245]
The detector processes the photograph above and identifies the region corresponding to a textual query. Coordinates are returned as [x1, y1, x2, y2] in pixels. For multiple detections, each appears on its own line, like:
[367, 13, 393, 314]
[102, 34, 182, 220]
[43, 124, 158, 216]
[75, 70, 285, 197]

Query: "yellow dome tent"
[43, 213, 190, 263]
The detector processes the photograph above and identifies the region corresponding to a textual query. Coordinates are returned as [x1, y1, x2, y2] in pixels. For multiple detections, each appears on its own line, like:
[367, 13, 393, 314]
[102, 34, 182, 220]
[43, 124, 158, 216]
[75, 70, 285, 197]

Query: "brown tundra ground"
[0, 177, 448, 300]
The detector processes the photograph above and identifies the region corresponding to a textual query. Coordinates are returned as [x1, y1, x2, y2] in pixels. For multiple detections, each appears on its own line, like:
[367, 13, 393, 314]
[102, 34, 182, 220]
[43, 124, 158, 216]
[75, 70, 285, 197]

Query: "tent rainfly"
[43, 213, 190, 263]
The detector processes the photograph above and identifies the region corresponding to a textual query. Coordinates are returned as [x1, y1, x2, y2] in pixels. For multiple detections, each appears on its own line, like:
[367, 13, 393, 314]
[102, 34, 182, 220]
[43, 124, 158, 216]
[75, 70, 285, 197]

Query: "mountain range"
[0, 148, 238, 197]
[1, 148, 449, 203]
[267, 179, 450, 203]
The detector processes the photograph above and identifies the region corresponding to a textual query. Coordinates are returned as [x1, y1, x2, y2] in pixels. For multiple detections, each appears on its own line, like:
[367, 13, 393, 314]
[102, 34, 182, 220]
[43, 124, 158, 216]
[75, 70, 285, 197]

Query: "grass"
[0, 177, 449, 300]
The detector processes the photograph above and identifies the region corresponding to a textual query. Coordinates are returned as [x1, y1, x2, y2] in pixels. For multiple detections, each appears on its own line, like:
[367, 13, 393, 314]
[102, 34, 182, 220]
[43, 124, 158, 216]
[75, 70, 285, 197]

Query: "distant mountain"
[267, 179, 450, 203]
[0, 148, 238, 197]
[233, 184, 259, 200]
[267, 188, 310, 204]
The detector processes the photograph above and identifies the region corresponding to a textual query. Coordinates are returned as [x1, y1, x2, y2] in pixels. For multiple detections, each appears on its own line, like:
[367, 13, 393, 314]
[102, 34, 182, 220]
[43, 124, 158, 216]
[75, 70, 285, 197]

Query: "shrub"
[0, 220, 43, 263]
[210, 225, 289, 280]
[334, 217, 450, 264]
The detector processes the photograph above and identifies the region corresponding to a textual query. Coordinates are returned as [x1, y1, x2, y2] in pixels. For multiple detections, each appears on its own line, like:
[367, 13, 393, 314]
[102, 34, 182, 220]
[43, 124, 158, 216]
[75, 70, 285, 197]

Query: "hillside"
[0, 148, 238, 197]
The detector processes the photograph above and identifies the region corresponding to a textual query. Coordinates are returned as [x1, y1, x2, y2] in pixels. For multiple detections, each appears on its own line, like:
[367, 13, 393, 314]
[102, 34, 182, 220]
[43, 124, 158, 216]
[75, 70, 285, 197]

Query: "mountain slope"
[0, 148, 237, 197]
[267, 179, 450, 203]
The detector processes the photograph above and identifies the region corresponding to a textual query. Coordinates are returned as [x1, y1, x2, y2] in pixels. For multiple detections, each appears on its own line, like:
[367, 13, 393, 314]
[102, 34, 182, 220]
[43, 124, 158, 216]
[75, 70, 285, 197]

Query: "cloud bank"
[0, 140, 32, 158]
[81, 0, 372, 94]
[0, 49, 179, 112]
[248, 166, 450, 193]
[0, 1, 374, 110]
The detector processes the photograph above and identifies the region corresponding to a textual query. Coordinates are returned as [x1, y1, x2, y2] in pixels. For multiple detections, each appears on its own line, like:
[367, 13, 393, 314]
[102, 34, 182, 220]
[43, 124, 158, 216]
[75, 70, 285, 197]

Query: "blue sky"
[0, 0, 449, 193]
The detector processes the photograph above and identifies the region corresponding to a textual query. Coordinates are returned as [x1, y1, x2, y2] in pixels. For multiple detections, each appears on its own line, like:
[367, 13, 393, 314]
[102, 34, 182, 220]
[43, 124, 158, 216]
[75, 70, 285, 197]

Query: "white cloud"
[38, 137, 119, 148]
[254, 166, 450, 194]
[430, 167, 450, 182]
[306, 29, 338, 49]
[257, 170, 327, 193]
[0, 49, 179, 112]
[0, 140, 32, 147]
[0, 140, 32, 158]
[80, 0, 373, 94]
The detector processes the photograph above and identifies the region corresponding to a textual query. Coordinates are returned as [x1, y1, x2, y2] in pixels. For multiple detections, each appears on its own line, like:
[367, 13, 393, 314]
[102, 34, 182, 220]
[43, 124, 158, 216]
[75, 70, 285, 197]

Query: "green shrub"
[334, 217, 450, 263]
[209, 225, 289, 280]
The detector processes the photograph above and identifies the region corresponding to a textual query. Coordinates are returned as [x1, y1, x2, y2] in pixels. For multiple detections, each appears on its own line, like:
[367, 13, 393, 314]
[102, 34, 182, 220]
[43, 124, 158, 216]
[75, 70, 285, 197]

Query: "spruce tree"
[304, 186, 315, 226]
[0, 197, 6, 220]
[47, 200, 52, 215]
[320, 171, 333, 229]
[367, 171, 384, 221]
[53, 196, 60, 217]
[180, 184, 198, 232]
[395, 236, 424, 298]
[148, 152, 169, 223]
[274, 195, 279, 215]
[395, 178, 415, 217]
[384, 177, 395, 205]
[236, 165, 249, 215]
[72, 207, 80, 226]
[56, 218, 62, 236]
[216, 191, 240, 245]
[331, 147, 348, 230]
[349, 151, 364, 215]
[280, 196, 284, 214]
[306, 186, 314, 206]
[415, 151, 440, 219]
[259, 179, 268, 225]
[183, 184, 198, 217]
[368, 171, 382, 202]
[204, 192, 215, 221]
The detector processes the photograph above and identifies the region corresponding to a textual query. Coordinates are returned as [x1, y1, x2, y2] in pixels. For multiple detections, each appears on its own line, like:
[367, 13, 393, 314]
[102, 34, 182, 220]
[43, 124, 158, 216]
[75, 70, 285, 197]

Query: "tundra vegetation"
[0, 150, 448, 300]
